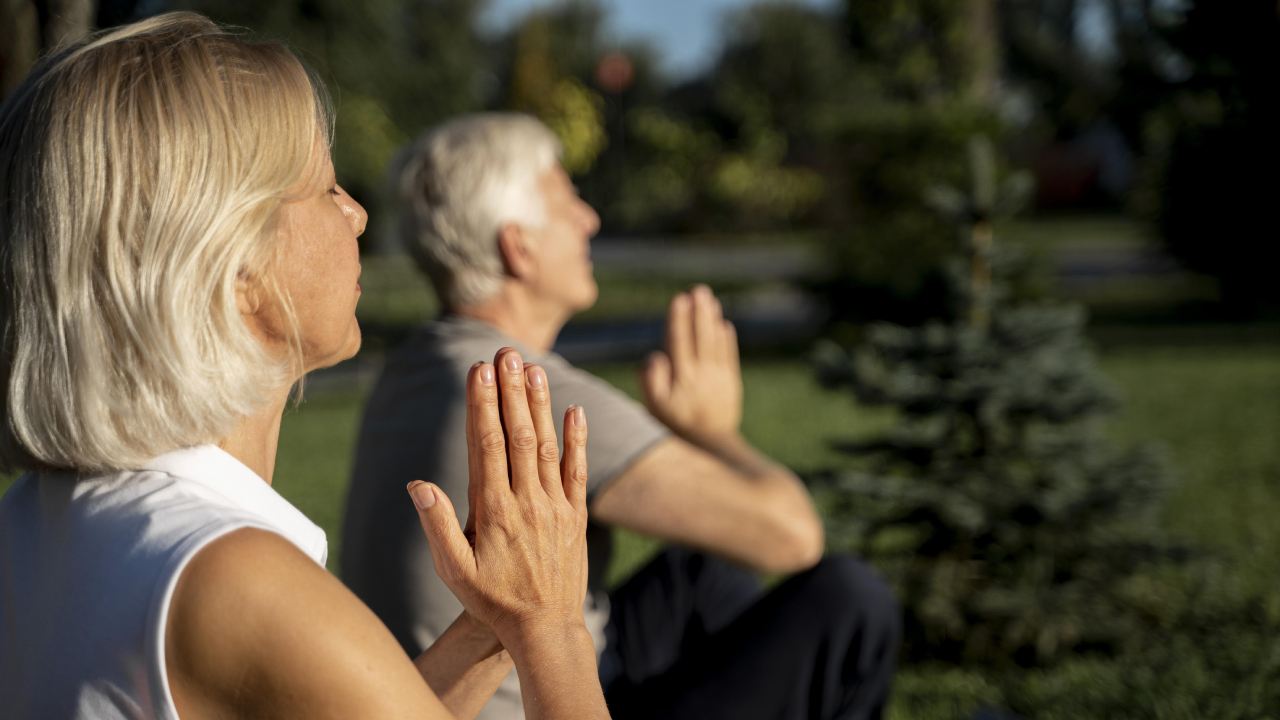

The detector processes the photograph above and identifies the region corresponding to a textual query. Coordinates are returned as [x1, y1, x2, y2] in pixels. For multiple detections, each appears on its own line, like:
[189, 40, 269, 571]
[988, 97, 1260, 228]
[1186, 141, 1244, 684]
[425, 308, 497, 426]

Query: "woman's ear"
[496, 222, 537, 282]
[235, 270, 263, 317]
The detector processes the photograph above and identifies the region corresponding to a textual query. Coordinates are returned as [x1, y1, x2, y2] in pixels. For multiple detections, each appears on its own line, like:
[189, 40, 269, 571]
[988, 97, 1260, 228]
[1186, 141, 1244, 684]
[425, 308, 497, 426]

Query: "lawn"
[263, 343, 1280, 598]
[3, 344, 1276, 590]
[1, 338, 1276, 717]
[2, 216, 1277, 715]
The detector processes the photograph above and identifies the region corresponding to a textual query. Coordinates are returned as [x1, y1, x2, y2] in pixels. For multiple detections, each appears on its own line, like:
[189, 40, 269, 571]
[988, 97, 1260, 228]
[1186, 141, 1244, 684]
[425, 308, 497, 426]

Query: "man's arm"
[590, 286, 824, 574]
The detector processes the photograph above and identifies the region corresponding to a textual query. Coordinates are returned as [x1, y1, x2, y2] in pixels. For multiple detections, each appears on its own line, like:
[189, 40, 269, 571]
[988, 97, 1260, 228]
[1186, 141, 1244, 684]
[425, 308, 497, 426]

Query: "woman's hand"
[407, 347, 590, 644]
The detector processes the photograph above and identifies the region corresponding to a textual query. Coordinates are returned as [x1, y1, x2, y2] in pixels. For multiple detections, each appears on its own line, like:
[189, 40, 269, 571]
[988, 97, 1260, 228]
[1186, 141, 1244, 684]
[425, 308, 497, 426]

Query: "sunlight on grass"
[1102, 347, 1280, 594]
[4, 345, 1275, 602]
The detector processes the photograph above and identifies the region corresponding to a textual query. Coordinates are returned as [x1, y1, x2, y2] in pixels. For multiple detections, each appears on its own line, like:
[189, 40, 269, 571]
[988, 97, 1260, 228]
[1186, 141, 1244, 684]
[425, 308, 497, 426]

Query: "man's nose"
[580, 201, 601, 237]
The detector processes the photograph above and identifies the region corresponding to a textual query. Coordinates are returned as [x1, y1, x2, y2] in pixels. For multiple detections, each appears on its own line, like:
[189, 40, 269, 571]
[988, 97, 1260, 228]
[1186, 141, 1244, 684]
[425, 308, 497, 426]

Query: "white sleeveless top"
[0, 445, 328, 719]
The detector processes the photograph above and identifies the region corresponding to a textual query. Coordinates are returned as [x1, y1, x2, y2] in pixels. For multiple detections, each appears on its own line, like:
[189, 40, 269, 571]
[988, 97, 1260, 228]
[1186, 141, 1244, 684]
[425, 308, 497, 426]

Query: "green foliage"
[605, 107, 719, 227]
[543, 78, 608, 175]
[809, 134, 1280, 717]
[706, 141, 826, 223]
[175, 0, 486, 202]
[674, 0, 1003, 318]
[333, 93, 408, 192]
[811, 136, 1184, 670]
[813, 306, 1176, 666]
[503, 10, 608, 175]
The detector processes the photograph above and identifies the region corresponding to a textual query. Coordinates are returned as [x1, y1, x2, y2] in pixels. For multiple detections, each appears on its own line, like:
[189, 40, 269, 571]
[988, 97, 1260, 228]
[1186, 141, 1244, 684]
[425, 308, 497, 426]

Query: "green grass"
[3, 345, 1275, 591]
[1101, 348, 1280, 593]
[273, 389, 368, 575]
[260, 345, 1280, 598]
[3, 341, 1276, 719]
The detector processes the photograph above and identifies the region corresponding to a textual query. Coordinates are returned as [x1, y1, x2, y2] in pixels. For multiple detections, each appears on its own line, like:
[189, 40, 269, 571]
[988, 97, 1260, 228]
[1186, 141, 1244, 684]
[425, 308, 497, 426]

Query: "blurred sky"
[478, 0, 843, 81]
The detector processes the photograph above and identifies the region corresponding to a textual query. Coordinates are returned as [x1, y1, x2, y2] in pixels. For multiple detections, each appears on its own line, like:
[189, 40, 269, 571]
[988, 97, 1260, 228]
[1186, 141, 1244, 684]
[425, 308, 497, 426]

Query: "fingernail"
[573, 406, 585, 428]
[528, 366, 546, 388]
[504, 352, 522, 374]
[479, 364, 495, 385]
[408, 482, 436, 509]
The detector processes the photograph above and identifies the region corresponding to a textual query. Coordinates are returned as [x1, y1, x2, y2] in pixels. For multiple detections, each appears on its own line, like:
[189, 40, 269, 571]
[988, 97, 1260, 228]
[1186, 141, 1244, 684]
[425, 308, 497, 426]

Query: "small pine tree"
[811, 137, 1178, 668]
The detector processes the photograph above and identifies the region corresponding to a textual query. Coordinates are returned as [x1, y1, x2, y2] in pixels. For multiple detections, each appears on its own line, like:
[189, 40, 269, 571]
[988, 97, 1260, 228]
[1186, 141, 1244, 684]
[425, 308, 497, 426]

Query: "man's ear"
[496, 222, 537, 282]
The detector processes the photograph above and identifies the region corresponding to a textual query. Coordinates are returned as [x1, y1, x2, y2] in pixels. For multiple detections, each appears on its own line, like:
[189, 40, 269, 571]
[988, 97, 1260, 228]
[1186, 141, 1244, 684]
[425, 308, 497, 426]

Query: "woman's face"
[254, 153, 366, 375]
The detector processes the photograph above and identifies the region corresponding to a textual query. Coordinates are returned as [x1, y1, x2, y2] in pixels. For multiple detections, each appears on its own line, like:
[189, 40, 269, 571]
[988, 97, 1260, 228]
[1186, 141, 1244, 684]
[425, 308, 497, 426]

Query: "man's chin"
[576, 284, 600, 313]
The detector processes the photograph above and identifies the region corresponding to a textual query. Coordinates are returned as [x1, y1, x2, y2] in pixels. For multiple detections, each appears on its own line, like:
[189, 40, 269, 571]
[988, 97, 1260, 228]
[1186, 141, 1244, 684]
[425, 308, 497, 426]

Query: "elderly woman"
[0, 13, 608, 720]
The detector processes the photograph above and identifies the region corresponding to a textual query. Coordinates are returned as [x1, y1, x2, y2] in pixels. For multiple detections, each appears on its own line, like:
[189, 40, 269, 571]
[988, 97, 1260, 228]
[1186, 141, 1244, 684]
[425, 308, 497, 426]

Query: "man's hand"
[639, 285, 743, 442]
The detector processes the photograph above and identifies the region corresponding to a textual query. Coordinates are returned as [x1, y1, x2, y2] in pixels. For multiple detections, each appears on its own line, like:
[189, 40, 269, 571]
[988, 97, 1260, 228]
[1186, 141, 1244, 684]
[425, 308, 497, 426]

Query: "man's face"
[523, 164, 601, 314]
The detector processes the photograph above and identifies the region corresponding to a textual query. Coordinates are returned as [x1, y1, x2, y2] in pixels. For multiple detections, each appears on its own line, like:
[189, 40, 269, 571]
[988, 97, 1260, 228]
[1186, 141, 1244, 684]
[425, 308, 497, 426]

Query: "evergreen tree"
[811, 137, 1177, 668]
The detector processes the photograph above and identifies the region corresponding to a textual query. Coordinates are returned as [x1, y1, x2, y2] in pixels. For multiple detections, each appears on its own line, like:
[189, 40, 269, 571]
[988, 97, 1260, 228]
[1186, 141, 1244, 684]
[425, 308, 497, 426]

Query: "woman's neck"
[217, 384, 291, 485]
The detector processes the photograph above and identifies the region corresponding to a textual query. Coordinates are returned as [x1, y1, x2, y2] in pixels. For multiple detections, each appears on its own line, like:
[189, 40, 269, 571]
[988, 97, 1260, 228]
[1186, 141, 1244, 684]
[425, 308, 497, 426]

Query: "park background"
[2, 1, 1278, 718]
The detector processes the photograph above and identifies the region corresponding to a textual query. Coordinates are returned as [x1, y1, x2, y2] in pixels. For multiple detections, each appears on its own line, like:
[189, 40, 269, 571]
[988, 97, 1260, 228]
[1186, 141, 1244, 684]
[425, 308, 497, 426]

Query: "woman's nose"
[337, 185, 368, 236]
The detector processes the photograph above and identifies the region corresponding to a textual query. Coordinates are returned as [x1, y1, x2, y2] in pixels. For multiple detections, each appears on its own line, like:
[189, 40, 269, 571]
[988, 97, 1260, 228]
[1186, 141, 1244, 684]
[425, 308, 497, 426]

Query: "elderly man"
[341, 113, 899, 720]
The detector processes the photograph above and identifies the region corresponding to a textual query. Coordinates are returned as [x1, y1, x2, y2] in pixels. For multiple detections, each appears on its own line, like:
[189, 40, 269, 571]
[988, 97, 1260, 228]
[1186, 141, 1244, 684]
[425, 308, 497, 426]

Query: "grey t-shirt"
[341, 315, 669, 719]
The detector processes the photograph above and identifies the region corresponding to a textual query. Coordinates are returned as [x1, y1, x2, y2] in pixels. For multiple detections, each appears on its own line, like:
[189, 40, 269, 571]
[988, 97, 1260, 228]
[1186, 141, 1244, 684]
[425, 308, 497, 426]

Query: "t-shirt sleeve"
[538, 353, 671, 501]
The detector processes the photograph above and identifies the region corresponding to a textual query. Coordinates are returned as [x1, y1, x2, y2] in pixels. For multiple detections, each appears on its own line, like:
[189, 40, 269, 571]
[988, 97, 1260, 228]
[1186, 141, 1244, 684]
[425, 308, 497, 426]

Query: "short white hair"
[397, 113, 561, 308]
[0, 13, 328, 472]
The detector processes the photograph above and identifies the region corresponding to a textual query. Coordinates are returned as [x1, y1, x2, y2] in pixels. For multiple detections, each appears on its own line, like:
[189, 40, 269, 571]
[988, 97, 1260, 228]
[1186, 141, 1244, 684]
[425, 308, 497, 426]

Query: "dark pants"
[600, 548, 901, 720]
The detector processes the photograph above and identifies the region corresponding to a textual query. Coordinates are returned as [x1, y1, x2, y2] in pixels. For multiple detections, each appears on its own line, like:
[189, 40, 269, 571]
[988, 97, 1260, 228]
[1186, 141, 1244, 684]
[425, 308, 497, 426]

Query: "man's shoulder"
[382, 318, 511, 380]
[537, 350, 624, 398]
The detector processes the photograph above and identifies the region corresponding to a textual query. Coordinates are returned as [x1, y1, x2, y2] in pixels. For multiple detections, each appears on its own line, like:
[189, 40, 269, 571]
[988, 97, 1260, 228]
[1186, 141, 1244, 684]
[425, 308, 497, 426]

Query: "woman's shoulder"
[0, 462, 288, 719]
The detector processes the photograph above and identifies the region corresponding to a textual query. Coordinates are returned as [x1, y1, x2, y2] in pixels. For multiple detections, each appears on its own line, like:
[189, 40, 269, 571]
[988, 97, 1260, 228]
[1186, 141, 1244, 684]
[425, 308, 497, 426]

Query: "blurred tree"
[999, 0, 1184, 147]
[1, 0, 96, 97]
[811, 137, 1178, 668]
[604, 106, 719, 228]
[171, 0, 485, 225]
[695, 3, 836, 229]
[814, 0, 1001, 323]
[1138, 0, 1279, 316]
[505, 14, 608, 175]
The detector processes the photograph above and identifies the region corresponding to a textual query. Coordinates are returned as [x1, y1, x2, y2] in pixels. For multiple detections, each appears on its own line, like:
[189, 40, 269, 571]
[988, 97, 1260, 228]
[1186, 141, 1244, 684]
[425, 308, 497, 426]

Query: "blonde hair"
[0, 12, 331, 472]
[397, 113, 561, 308]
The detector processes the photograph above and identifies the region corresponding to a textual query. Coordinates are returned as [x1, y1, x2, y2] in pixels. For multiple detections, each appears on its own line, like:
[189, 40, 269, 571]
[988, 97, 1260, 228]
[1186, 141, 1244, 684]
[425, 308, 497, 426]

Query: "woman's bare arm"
[166, 527, 454, 720]
[413, 611, 513, 720]
[166, 350, 608, 720]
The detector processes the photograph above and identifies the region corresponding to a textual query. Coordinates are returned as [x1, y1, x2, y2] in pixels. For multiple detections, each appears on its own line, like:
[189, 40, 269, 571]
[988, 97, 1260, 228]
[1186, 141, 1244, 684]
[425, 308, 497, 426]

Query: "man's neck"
[454, 285, 570, 355]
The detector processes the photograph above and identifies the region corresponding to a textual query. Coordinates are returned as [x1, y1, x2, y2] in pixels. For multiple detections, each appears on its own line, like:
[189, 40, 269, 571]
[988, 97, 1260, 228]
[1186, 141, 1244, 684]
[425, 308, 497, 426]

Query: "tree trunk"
[43, 0, 95, 49]
[0, 0, 96, 101]
[967, 0, 1001, 107]
[0, 0, 40, 97]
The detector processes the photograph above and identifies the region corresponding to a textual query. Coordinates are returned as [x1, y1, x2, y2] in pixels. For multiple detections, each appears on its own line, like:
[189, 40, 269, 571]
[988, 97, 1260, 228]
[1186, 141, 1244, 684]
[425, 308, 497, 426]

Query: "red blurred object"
[595, 52, 635, 94]
[1033, 143, 1098, 209]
